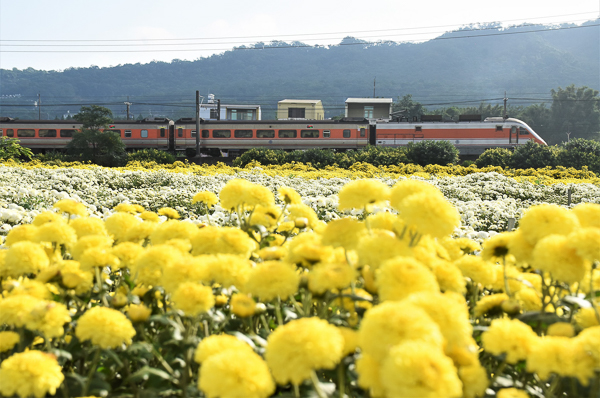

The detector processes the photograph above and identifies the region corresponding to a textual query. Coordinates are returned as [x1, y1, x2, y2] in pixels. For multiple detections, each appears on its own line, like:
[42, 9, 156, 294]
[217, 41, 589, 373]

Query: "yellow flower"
[230, 294, 256, 317]
[332, 287, 373, 311]
[170, 282, 215, 316]
[0, 331, 19, 353]
[4, 224, 38, 246]
[75, 306, 136, 349]
[105, 212, 139, 242]
[454, 255, 497, 287]
[131, 244, 183, 286]
[337, 179, 391, 210]
[572, 202, 600, 228]
[284, 232, 333, 267]
[199, 348, 275, 398]
[266, 317, 344, 385]
[574, 326, 600, 370]
[497, 388, 530, 398]
[482, 318, 538, 364]
[127, 304, 152, 322]
[390, 179, 443, 211]
[365, 211, 398, 232]
[70, 217, 108, 239]
[0, 351, 64, 398]
[526, 336, 593, 382]
[191, 226, 257, 257]
[25, 300, 71, 338]
[356, 229, 412, 269]
[3, 241, 49, 277]
[532, 234, 588, 284]
[320, 218, 366, 250]
[111, 242, 144, 269]
[32, 211, 65, 226]
[149, 219, 197, 245]
[60, 260, 93, 294]
[515, 288, 543, 312]
[440, 237, 481, 260]
[507, 229, 535, 265]
[481, 232, 513, 261]
[287, 203, 320, 230]
[473, 293, 509, 318]
[574, 307, 600, 329]
[356, 353, 385, 397]
[123, 221, 157, 243]
[157, 207, 180, 219]
[220, 179, 274, 210]
[359, 301, 444, 362]
[547, 322, 575, 337]
[79, 247, 120, 271]
[376, 256, 439, 301]
[194, 334, 254, 364]
[161, 254, 211, 293]
[458, 362, 489, 398]
[244, 260, 300, 302]
[431, 259, 467, 295]
[53, 198, 87, 217]
[248, 204, 281, 228]
[140, 211, 160, 222]
[568, 227, 600, 262]
[308, 261, 356, 295]
[113, 203, 138, 214]
[0, 295, 41, 327]
[206, 254, 253, 289]
[380, 341, 462, 398]
[70, 235, 113, 261]
[5, 279, 51, 300]
[338, 326, 359, 356]
[192, 191, 218, 206]
[278, 186, 302, 205]
[518, 204, 580, 246]
[395, 192, 460, 238]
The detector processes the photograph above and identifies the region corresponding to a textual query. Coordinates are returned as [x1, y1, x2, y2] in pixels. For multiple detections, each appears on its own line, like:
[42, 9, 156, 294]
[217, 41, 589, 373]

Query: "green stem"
[289, 295, 305, 316]
[337, 362, 346, 398]
[590, 263, 600, 324]
[310, 370, 327, 398]
[502, 255, 512, 298]
[293, 384, 300, 398]
[259, 315, 271, 334]
[275, 297, 284, 326]
[82, 348, 102, 397]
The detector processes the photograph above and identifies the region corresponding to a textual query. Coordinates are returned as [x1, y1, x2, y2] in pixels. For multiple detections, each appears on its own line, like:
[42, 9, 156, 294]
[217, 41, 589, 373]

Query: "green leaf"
[126, 366, 174, 383]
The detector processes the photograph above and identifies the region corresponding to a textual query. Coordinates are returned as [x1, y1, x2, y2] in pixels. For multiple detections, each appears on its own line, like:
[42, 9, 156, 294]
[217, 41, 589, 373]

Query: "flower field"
[0, 160, 599, 398]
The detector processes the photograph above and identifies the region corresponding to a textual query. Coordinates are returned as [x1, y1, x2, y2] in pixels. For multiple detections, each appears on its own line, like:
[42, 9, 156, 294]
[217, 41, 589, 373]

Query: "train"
[0, 115, 546, 157]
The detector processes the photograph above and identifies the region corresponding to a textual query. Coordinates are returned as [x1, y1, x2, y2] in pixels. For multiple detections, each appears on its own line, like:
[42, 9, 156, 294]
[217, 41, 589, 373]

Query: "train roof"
[175, 118, 369, 125]
[0, 118, 171, 125]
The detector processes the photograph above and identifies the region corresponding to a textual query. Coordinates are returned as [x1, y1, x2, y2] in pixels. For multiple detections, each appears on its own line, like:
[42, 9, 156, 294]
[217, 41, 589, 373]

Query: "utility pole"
[196, 91, 200, 157]
[373, 77, 376, 98]
[124, 99, 132, 120]
[38, 93, 41, 120]
[216, 99, 221, 121]
[503, 91, 508, 119]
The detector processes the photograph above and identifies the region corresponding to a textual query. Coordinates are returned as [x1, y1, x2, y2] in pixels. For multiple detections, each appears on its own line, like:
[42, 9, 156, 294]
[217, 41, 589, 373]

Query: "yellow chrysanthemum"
[568, 227, 600, 262]
[230, 294, 256, 318]
[105, 212, 140, 242]
[0, 331, 20, 353]
[157, 207, 180, 219]
[337, 179, 391, 211]
[170, 282, 215, 317]
[356, 353, 385, 397]
[127, 304, 152, 322]
[191, 226, 256, 258]
[248, 204, 282, 228]
[148, 219, 196, 245]
[473, 293, 509, 318]
[390, 179, 443, 209]
[481, 232, 514, 261]
[574, 326, 600, 370]
[454, 255, 497, 286]
[59, 260, 93, 294]
[518, 204, 580, 246]
[284, 232, 333, 267]
[111, 242, 144, 269]
[4, 224, 38, 246]
[194, 334, 254, 364]
[458, 362, 489, 398]
[199, 348, 275, 398]
[287, 203, 320, 230]
[25, 300, 71, 338]
[131, 244, 183, 286]
[123, 221, 157, 243]
[191, 191, 217, 207]
[0, 351, 64, 398]
[308, 261, 356, 295]
[5, 279, 51, 300]
[572, 202, 600, 228]
[431, 259, 467, 295]
[0, 295, 40, 328]
[75, 306, 136, 349]
[3, 241, 49, 277]
[574, 307, 600, 329]
[140, 211, 160, 222]
[266, 317, 344, 385]
[278, 186, 302, 205]
[79, 247, 120, 271]
[359, 301, 444, 362]
[526, 336, 594, 383]
[54, 198, 87, 217]
[482, 318, 538, 364]
[244, 260, 300, 301]
[395, 192, 460, 238]
[440, 237, 481, 261]
[376, 256, 439, 301]
[70, 217, 108, 239]
[320, 218, 366, 250]
[32, 211, 65, 226]
[161, 254, 211, 293]
[70, 235, 112, 261]
[113, 203, 138, 214]
[220, 179, 274, 210]
[497, 388, 530, 398]
[356, 229, 412, 269]
[547, 322, 575, 337]
[380, 341, 462, 398]
[506, 229, 535, 265]
[532, 234, 589, 284]
[338, 327, 359, 356]
[515, 288, 543, 312]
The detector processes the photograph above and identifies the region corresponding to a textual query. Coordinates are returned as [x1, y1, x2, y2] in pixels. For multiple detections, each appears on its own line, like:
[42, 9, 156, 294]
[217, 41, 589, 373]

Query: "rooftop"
[345, 98, 393, 104]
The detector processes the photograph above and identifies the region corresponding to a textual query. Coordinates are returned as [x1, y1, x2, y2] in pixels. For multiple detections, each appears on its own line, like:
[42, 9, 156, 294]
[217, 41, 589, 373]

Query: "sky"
[0, 0, 599, 71]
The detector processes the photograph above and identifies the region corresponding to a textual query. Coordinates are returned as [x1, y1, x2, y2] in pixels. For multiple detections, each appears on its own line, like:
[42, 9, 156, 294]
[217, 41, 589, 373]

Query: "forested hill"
[1, 20, 598, 119]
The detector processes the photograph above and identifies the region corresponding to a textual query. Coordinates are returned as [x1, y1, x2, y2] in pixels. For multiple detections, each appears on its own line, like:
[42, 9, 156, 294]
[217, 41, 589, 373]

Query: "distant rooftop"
[345, 98, 393, 103]
[278, 99, 322, 104]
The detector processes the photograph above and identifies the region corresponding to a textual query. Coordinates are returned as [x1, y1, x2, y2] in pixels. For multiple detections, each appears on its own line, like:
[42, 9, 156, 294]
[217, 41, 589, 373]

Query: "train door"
[369, 125, 376, 146]
[510, 126, 517, 144]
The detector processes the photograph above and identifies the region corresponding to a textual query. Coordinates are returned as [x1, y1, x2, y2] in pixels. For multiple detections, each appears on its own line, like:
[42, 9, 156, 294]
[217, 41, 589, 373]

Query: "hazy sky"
[0, 0, 598, 71]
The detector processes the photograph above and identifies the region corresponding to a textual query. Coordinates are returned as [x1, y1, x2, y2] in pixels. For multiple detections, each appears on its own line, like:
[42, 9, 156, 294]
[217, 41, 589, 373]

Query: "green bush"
[511, 141, 558, 169]
[298, 148, 336, 168]
[556, 138, 600, 174]
[35, 150, 69, 163]
[475, 148, 513, 168]
[0, 136, 33, 161]
[404, 140, 459, 166]
[232, 148, 288, 167]
[127, 149, 176, 165]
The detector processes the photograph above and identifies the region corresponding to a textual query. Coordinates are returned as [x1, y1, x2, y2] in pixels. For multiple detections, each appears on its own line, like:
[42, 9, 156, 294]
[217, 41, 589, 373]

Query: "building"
[345, 98, 393, 121]
[199, 95, 261, 120]
[277, 99, 324, 120]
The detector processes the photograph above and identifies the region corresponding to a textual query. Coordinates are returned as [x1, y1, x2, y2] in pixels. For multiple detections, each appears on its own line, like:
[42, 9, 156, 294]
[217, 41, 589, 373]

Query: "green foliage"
[556, 138, 600, 174]
[73, 105, 113, 130]
[511, 141, 558, 169]
[232, 148, 288, 167]
[475, 148, 514, 168]
[391, 94, 425, 120]
[127, 149, 176, 164]
[0, 136, 33, 161]
[34, 151, 69, 163]
[404, 140, 459, 166]
[549, 85, 600, 144]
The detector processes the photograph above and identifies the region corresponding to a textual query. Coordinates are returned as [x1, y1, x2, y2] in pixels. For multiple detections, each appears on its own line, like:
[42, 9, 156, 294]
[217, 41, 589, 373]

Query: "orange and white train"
[0, 115, 546, 156]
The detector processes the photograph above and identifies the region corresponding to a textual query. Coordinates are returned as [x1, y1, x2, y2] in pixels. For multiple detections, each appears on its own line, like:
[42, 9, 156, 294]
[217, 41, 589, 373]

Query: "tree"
[549, 85, 600, 144]
[392, 94, 426, 120]
[66, 106, 127, 166]
[404, 140, 459, 166]
[0, 136, 33, 161]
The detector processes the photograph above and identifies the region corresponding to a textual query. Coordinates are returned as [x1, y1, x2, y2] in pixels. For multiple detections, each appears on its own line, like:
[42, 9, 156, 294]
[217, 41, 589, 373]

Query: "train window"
[301, 130, 319, 138]
[213, 130, 231, 138]
[125, 130, 132, 138]
[17, 129, 35, 137]
[60, 129, 75, 137]
[6, 129, 14, 137]
[0, 129, 2, 136]
[234, 130, 253, 138]
[496, 125, 503, 131]
[141, 129, 148, 138]
[191, 130, 196, 137]
[279, 130, 297, 138]
[256, 130, 275, 138]
[519, 127, 528, 135]
[39, 129, 57, 137]
[160, 128, 165, 138]
[415, 126, 422, 132]
[178, 128, 183, 138]
[343, 129, 351, 138]
[360, 128, 366, 137]
[323, 130, 330, 138]
[202, 130, 210, 138]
